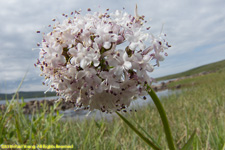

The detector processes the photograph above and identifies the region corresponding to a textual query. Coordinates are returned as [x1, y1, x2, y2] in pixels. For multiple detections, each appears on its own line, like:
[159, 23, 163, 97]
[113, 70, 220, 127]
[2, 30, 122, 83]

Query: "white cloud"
[0, 0, 225, 92]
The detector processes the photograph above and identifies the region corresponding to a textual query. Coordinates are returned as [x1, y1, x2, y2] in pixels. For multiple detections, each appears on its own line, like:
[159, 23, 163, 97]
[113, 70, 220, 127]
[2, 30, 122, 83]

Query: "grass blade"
[128, 113, 161, 149]
[222, 143, 225, 150]
[180, 129, 196, 150]
[116, 112, 161, 150]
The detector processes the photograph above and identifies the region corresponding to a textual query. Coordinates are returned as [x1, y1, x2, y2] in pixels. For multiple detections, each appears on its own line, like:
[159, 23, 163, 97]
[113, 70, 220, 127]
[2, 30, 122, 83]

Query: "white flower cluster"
[35, 7, 171, 112]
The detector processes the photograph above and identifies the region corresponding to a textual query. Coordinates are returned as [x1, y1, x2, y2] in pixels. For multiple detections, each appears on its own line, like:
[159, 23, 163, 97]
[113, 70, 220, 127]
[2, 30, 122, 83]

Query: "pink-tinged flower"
[150, 34, 169, 66]
[132, 53, 154, 73]
[107, 50, 132, 76]
[125, 28, 149, 50]
[35, 6, 170, 113]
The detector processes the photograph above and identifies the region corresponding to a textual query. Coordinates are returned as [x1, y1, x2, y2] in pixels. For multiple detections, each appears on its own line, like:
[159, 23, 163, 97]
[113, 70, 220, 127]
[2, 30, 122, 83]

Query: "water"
[0, 89, 180, 121]
[60, 89, 180, 121]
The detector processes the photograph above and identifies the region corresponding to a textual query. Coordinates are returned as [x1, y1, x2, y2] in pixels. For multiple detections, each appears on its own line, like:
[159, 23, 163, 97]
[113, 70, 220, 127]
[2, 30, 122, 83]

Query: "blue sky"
[0, 0, 225, 93]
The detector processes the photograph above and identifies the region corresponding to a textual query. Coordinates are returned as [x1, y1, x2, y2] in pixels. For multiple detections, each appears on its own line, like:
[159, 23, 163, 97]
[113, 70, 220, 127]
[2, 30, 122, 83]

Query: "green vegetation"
[0, 91, 56, 101]
[0, 61, 225, 149]
[156, 59, 225, 81]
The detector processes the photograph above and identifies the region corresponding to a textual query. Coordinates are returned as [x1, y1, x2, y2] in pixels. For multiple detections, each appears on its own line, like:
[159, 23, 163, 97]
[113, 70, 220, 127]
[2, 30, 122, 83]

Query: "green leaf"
[116, 112, 161, 150]
[9, 131, 14, 138]
[128, 113, 161, 148]
[180, 129, 196, 150]
[222, 143, 225, 150]
[146, 85, 176, 150]
[95, 121, 101, 129]
[21, 97, 26, 107]
[15, 118, 23, 143]
[0, 137, 3, 144]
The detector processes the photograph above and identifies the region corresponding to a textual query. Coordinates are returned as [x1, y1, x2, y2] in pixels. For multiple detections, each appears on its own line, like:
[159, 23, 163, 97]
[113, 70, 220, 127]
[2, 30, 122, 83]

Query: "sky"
[0, 0, 224, 93]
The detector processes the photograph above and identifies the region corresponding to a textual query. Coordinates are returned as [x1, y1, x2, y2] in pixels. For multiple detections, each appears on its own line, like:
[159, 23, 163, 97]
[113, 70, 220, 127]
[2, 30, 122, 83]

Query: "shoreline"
[1, 70, 211, 114]
[0, 98, 75, 114]
[0, 82, 179, 115]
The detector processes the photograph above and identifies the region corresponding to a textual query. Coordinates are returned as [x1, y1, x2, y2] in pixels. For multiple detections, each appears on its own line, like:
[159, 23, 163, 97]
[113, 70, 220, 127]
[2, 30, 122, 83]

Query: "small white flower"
[108, 50, 132, 76]
[132, 53, 154, 73]
[125, 28, 148, 50]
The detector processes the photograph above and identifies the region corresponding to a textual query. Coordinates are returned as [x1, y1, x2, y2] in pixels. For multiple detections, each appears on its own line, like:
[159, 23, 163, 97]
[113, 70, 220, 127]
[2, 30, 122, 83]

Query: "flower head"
[35, 6, 171, 113]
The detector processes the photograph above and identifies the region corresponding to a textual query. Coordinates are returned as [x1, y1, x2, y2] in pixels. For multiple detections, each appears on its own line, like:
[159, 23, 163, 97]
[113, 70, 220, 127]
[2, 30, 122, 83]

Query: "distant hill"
[156, 59, 225, 81]
[0, 91, 56, 101]
[1, 59, 224, 100]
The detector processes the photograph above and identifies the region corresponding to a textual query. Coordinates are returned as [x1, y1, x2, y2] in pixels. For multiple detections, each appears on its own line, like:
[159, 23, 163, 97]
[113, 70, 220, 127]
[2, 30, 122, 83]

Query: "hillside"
[156, 59, 225, 81]
[0, 91, 56, 100]
[1, 59, 224, 100]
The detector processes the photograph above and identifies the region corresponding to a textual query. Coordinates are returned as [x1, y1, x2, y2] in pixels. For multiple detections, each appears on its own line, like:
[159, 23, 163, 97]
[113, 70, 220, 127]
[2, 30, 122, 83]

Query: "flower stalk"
[146, 84, 176, 150]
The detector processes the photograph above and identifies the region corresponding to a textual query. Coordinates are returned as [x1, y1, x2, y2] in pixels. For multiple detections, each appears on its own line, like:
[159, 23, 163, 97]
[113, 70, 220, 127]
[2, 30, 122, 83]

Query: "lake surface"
[0, 89, 180, 121]
[60, 89, 180, 121]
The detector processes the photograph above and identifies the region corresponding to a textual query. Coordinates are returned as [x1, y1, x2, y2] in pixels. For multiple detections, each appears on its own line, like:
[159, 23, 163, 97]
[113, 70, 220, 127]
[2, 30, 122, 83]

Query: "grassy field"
[156, 59, 225, 81]
[0, 64, 225, 149]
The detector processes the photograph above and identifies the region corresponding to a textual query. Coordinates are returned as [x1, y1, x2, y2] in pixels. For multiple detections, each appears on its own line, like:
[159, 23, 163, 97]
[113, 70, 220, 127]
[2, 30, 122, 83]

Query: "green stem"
[146, 85, 176, 150]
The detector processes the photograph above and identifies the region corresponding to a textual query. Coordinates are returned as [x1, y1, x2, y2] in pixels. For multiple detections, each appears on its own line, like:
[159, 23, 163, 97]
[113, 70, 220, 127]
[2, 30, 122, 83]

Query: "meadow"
[0, 62, 225, 149]
[156, 59, 225, 81]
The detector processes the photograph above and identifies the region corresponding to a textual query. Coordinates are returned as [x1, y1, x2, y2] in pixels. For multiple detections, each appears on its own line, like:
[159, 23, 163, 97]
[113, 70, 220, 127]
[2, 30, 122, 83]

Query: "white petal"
[124, 61, 132, 70]
[129, 42, 138, 50]
[69, 48, 77, 56]
[142, 46, 153, 55]
[156, 54, 164, 61]
[122, 51, 128, 61]
[103, 42, 111, 49]
[111, 35, 118, 42]
[140, 33, 149, 41]
[76, 71, 86, 80]
[114, 67, 123, 76]
[93, 60, 100, 67]
[139, 42, 146, 50]
[80, 59, 87, 69]
[77, 43, 83, 51]
[146, 63, 154, 72]
[143, 54, 151, 62]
